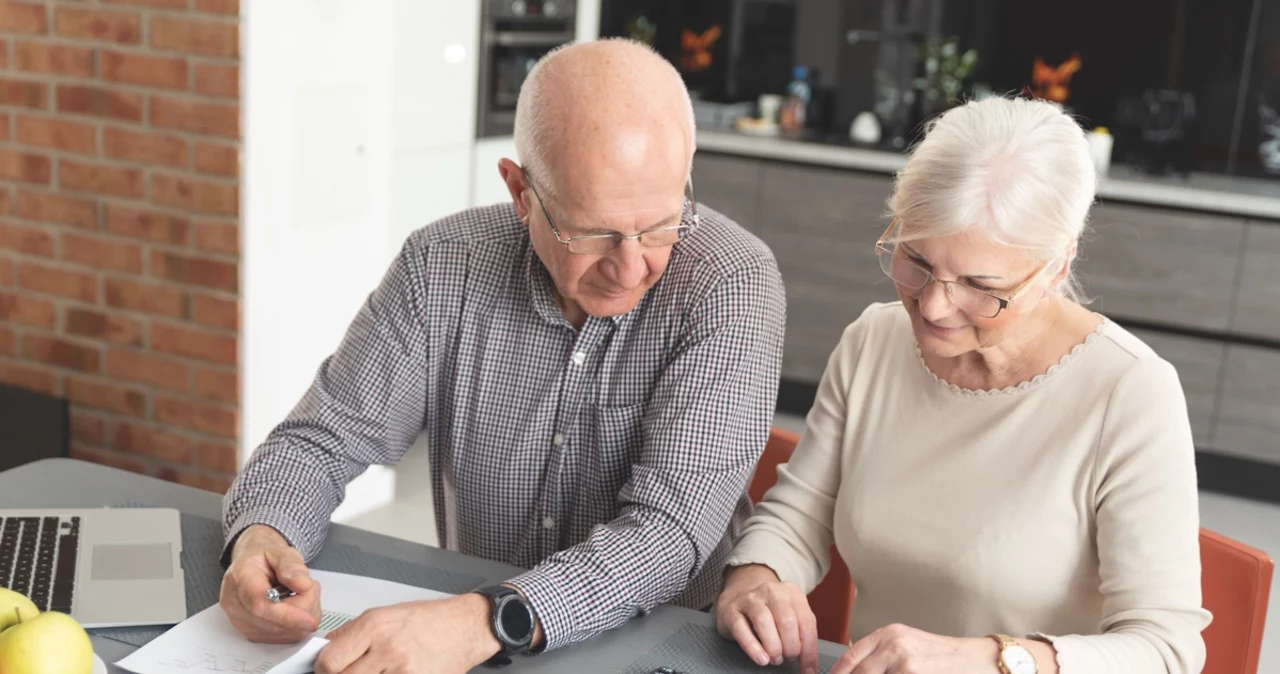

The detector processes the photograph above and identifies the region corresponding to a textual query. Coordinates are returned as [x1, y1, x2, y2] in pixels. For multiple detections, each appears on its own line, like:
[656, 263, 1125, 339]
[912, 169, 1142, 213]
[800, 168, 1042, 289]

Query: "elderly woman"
[715, 96, 1210, 674]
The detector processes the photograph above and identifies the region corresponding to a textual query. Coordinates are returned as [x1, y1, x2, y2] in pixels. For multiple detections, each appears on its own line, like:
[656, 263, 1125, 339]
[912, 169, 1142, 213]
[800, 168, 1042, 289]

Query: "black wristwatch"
[474, 585, 536, 665]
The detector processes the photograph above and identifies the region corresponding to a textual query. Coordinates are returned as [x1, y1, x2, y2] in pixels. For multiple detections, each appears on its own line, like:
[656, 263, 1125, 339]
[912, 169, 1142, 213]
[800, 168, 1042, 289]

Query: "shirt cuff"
[1027, 632, 1075, 674]
[221, 508, 313, 567]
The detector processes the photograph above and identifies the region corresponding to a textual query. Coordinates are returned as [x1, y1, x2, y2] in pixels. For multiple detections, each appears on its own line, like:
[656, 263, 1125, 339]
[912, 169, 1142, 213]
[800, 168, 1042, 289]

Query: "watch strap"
[475, 585, 535, 661]
[987, 634, 1017, 674]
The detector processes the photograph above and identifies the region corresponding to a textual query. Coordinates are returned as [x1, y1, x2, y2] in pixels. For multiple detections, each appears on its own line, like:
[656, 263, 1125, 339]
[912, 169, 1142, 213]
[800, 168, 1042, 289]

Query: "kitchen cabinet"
[755, 163, 899, 380]
[1231, 222, 1280, 340]
[1128, 329, 1225, 447]
[1077, 203, 1245, 332]
[1213, 345, 1280, 465]
[691, 154, 763, 232]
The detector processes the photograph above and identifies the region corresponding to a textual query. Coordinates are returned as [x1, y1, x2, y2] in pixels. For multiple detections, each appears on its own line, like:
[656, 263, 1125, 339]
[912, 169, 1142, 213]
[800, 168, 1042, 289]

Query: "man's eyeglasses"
[874, 217, 1055, 319]
[523, 168, 699, 255]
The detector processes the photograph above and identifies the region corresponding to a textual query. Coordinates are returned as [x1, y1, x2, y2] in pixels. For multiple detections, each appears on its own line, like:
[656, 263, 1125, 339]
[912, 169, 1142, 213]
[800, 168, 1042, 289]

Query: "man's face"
[503, 157, 690, 324]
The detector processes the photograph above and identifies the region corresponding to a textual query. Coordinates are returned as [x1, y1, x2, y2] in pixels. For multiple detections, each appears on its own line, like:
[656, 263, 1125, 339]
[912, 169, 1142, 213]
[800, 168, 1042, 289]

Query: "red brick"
[0, 326, 12, 355]
[0, 290, 56, 328]
[152, 173, 238, 215]
[151, 250, 236, 291]
[102, 50, 188, 90]
[17, 261, 97, 302]
[105, 204, 189, 245]
[60, 159, 144, 198]
[196, 439, 237, 473]
[151, 321, 235, 364]
[0, 362, 58, 395]
[65, 307, 144, 346]
[194, 142, 237, 177]
[0, 188, 9, 214]
[0, 78, 47, 109]
[112, 421, 193, 464]
[16, 189, 97, 229]
[16, 115, 96, 155]
[151, 97, 238, 139]
[0, 39, 5, 69]
[70, 410, 105, 446]
[103, 127, 189, 169]
[0, 3, 47, 34]
[190, 291, 235, 330]
[0, 258, 11, 287]
[194, 63, 238, 99]
[14, 42, 95, 77]
[104, 277, 184, 317]
[193, 220, 237, 255]
[67, 377, 146, 417]
[194, 0, 238, 14]
[21, 334, 101, 372]
[57, 85, 143, 122]
[0, 222, 55, 257]
[107, 347, 189, 391]
[193, 366, 235, 403]
[70, 444, 149, 475]
[0, 113, 9, 142]
[62, 232, 143, 274]
[150, 15, 237, 57]
[103, 0, 188, 8]
[55, 7, 141, 44]
[0, 149, 52, 184]
[154, 394, 235, 437]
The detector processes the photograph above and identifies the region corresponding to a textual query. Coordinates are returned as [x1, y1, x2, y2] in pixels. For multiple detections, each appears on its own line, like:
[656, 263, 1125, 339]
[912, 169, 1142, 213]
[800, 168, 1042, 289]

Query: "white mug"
[758, 94, 783, 125]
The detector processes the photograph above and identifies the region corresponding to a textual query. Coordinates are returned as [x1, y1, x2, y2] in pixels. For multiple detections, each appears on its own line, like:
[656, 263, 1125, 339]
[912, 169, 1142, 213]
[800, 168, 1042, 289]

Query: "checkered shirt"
[222, 201, 786, 649]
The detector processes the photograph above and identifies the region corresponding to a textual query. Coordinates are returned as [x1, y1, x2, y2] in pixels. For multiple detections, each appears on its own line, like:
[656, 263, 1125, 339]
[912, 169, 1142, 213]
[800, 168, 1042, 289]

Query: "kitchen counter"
[697, 130, 1280, 221]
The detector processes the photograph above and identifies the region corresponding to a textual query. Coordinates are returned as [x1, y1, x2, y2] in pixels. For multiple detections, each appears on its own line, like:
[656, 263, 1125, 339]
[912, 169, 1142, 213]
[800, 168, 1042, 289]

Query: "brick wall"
[0, 0, 240, 493]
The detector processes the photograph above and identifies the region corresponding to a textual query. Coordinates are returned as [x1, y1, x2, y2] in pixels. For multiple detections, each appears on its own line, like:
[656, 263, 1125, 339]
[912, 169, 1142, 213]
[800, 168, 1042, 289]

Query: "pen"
[266, 584, 296, 604]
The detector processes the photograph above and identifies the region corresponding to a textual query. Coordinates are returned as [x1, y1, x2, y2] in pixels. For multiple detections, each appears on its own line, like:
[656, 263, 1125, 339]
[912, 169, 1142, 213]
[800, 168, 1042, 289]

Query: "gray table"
[0, 459, 849, 673]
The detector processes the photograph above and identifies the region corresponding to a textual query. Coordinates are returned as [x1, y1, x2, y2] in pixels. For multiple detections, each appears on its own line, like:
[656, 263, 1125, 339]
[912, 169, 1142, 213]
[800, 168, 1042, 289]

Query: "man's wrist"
[231, 524, 288, 561]
[457, 593, 503, 664]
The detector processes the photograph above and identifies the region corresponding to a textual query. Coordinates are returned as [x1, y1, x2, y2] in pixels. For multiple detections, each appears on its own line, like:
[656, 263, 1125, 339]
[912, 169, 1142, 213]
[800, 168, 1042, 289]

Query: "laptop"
[0, 508, 186, 628]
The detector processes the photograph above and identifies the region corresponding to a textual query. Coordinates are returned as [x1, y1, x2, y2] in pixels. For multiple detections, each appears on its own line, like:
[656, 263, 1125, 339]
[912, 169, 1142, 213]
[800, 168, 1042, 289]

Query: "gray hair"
[513, 38, 697, 196]
[888, 96, 1098, 303]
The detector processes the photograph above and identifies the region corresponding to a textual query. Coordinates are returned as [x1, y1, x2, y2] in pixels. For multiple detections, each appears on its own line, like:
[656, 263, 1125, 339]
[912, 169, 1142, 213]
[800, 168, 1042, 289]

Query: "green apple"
[0, 610, 94, 674]
[0, 589, 38, 631]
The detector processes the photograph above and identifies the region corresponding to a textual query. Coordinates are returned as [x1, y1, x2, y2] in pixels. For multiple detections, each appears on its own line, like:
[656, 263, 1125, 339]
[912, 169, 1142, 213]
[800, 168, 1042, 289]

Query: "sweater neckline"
[914, 317, 1108, 398]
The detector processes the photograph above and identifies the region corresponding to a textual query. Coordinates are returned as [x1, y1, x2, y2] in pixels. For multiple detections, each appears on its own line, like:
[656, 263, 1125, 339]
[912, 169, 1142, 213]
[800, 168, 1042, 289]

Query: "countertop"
[697, 130, 1280, 221]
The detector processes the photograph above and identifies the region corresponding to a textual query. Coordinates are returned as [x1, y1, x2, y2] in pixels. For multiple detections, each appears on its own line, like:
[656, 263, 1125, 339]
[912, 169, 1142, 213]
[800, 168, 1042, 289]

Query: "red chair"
[749, 427, 854, 644]
[1200, 527, 1273, 674]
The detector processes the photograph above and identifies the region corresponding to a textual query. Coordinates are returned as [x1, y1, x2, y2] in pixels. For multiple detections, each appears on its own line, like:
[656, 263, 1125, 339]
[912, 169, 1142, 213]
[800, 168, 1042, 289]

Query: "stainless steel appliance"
[477, 0, 577, 138]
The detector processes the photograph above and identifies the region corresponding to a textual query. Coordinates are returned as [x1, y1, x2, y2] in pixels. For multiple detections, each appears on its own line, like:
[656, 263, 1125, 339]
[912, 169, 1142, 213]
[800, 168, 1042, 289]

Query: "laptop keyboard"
[0, 516, 80, 613]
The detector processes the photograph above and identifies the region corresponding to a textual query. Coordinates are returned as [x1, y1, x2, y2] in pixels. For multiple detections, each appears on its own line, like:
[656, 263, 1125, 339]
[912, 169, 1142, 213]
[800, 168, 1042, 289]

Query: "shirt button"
[541, 517, 556, 530]
[571, 351, 585, 365]
[552, 433, 565, 447]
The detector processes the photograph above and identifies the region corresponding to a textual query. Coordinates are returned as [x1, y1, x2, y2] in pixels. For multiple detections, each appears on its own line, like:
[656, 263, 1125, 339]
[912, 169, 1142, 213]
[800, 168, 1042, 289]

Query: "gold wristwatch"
[988, 634, 1038, 674]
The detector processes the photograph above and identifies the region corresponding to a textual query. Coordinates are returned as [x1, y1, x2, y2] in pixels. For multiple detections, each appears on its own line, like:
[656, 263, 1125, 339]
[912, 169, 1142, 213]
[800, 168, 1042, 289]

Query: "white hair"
[887, 96, 1098, 303]
[513, 38, 697, 196]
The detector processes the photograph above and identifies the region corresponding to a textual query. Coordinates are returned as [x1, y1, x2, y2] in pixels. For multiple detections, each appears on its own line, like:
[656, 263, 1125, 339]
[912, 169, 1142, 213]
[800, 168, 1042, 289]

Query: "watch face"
[1001, 645, 1038, 674]
[497, 596, 534, 645]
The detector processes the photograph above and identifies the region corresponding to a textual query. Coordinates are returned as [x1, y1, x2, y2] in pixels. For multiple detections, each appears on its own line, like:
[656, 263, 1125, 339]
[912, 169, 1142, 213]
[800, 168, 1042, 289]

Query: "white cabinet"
[471, 136, 519, 207]
[244, 0, 483, 521]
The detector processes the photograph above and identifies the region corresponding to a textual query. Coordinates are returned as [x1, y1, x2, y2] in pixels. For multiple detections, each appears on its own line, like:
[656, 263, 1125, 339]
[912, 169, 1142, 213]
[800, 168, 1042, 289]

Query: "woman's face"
[890, 227, 1056, 358]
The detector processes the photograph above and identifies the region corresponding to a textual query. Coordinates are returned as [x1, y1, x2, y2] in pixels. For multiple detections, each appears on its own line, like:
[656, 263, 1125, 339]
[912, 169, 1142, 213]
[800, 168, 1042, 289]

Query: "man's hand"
[219, 524, 321, 643]
[314, 594, 501, 674]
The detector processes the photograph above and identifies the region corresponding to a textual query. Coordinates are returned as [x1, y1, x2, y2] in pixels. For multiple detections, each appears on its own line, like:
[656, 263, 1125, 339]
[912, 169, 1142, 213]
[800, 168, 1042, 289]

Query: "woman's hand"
[830, 623, 1000, 674]
[715, 564, 820, 674]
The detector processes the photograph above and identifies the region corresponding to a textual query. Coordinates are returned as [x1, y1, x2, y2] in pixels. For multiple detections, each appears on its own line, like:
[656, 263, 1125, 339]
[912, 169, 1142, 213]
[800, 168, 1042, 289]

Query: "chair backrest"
[750, 427, 854, 644]
[1200, 527, 1273, 674]
[0, 383, 68, 471]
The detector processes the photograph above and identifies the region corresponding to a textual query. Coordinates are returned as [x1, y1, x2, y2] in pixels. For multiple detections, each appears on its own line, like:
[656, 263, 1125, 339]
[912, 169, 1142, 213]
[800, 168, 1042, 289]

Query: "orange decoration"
[1031, 53, 1082, 103]
[680, 25, 722, 72]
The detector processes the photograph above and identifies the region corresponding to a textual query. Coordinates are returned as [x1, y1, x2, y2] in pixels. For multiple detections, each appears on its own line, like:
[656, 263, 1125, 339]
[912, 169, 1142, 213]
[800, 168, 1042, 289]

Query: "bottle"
[1088, 127, 1114, 178]
[779, 66, 811, 132]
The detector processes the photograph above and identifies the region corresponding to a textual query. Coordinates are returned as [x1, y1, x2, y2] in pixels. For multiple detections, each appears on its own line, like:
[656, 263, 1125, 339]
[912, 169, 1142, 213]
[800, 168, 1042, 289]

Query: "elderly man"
[218, 38, 785, 673]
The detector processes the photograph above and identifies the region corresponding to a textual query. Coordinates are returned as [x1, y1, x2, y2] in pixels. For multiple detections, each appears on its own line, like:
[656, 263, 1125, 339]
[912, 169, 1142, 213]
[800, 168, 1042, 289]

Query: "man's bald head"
[513, 38, 696, 198]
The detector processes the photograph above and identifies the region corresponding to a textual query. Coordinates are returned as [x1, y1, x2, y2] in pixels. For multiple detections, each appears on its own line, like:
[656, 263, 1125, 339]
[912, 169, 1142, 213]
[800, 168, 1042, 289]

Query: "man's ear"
[498, 158, 532, 227]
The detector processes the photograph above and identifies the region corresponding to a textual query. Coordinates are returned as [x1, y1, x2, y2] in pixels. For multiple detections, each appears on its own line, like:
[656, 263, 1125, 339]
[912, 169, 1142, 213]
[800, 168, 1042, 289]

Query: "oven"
[476, 0, 578, 138]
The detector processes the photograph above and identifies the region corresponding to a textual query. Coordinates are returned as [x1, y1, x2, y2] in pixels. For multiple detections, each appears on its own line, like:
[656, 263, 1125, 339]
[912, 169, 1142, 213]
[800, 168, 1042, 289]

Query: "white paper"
[116, 570, 453, 674]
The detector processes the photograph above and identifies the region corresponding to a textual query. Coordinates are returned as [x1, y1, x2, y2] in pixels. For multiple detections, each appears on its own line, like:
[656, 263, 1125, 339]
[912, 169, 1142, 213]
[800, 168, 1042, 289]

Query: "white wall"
[243, 0, 479, 520]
